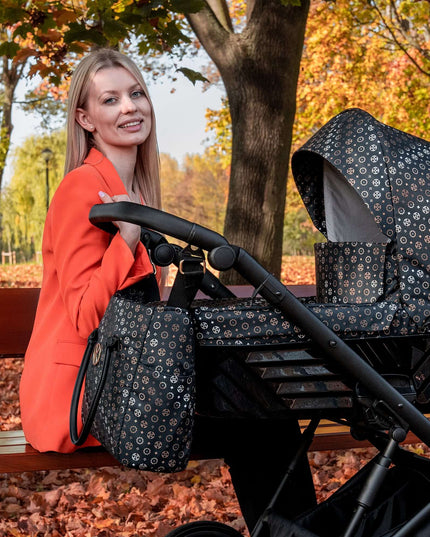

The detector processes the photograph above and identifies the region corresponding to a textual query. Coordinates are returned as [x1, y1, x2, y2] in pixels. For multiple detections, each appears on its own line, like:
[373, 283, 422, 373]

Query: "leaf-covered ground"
[0, 260, 427, 536]
[0, 355, 383, 537]
[0, 264, 43, 288]
[0, 256, 316, 289]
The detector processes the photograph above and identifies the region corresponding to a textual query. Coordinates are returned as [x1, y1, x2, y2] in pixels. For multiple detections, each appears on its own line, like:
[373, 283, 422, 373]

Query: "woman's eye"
[131, 90, 144, 98]
[104, 97, 116, 104]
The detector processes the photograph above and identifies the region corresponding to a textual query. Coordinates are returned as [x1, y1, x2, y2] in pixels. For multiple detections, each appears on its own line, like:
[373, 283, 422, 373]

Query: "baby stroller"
[89, 109, 430, 537]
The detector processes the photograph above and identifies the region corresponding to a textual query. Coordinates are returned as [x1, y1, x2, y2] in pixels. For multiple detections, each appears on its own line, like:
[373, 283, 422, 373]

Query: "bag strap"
[69, 331, 117, 446]
[167, 244, 205, 309]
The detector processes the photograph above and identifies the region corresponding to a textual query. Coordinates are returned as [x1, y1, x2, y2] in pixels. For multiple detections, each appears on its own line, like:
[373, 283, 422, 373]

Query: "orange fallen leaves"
[0, 462, 248, 537]
[0, 264, 43, 288]
[281, 255, 315, 285]
[0, 256, 316, 289]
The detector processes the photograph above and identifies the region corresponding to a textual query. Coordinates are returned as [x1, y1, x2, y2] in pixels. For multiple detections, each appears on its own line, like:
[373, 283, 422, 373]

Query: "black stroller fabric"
[292, 108, 430, 331]
[185, 110, 430, 421]
[191, 109, 430, 346]
[266, 453, 430, 537]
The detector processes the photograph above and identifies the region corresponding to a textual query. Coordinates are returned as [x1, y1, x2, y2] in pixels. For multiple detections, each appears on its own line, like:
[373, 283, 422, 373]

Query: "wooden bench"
[0, 286, 423, 474]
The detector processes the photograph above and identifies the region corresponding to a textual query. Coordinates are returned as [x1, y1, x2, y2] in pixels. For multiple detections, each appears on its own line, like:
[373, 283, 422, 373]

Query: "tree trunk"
[187, 0, 310, 283]
[1, 56, 22, 192]
[0, 56, 25, 253]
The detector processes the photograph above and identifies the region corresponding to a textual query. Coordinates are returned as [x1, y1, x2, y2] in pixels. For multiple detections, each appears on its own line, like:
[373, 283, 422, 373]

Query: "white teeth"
[120, 121, 140, 128]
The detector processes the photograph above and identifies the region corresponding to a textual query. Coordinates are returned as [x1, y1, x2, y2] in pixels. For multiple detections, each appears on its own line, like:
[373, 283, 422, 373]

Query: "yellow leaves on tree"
[160, 152, 229, 236]
[294, 0, 430, 147]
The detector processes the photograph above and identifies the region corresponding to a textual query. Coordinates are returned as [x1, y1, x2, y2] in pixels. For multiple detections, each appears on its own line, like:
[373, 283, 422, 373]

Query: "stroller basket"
[268, 450, 430, 537]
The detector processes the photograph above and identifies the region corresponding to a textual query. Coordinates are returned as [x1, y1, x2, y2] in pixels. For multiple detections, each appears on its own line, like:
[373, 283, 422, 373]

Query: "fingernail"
[98, 191, 106, 198]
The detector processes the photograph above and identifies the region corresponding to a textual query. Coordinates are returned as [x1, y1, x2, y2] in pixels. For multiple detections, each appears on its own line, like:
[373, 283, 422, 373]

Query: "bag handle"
[69, 331, 117, 446]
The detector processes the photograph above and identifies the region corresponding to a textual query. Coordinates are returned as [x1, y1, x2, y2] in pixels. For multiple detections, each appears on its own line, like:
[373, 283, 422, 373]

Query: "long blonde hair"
[65, 48, 161, 209]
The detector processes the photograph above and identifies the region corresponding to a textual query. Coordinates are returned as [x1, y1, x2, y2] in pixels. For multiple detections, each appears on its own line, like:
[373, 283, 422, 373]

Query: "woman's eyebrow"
[99, 83, 143, 96]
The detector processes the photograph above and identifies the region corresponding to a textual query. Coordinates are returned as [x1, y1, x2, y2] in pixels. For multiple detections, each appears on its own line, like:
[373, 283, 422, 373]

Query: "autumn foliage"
[0, 264, 43, 288]
[0, 461, 246, 537]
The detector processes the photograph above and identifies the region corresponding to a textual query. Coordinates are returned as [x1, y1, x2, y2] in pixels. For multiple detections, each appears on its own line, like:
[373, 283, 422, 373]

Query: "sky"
[5, 66, 225, 184]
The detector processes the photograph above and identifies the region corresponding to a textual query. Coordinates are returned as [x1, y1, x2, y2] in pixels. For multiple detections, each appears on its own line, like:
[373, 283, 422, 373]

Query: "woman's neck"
[98, 145, 138, 195]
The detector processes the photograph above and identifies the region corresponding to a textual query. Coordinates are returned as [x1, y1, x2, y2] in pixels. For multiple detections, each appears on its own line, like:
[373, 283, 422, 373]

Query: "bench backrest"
[0, 285, 315, 359]
[0, 288, 40, 357]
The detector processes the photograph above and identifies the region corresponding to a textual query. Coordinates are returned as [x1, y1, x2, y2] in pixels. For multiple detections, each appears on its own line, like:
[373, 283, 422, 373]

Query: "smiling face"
[76, 66, 152, 159]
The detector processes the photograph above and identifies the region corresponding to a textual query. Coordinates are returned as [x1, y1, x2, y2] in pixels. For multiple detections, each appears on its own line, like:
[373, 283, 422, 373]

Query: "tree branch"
[246, 0, 256, 20]
[371, 0, 430, 78]
[207, 0, 234, 32]
[186, 0, 235, 66]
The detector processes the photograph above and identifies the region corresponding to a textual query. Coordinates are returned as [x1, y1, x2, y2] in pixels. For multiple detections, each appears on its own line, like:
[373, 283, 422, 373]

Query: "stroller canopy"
[292, 108, 430, 329]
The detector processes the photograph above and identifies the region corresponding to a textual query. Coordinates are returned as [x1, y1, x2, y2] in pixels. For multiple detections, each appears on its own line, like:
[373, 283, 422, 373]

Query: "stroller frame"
[90, 202, 430, 445]
[90, 201, 430, 537]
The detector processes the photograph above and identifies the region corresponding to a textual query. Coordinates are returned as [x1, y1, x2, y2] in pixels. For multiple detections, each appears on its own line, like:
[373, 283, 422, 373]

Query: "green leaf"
[120, 12, 150, 26]
[102, 18, 128, 39]
[12, 23, 34, 39]
[177, 67, 208, 85]
[169, 0, 205, 14]
[0, 6, 26, 25]
[64, 24, 108, 46]
[0, 41, 20, 59]
[164, 19, 191, 45]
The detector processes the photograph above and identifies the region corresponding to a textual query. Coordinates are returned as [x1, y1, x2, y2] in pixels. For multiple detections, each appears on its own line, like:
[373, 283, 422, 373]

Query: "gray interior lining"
[323, 160, 388, 243]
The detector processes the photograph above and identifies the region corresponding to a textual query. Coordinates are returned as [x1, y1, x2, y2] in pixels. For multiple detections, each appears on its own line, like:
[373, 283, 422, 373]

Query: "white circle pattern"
[291, 108, 430, 328]
[83, 287, 195, 473]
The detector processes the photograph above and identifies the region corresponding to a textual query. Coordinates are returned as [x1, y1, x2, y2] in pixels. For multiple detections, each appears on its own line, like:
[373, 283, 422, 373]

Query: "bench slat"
[0, 430, 26, 438]
[0, 422, 425, 474]
[0, 448, 118, 473]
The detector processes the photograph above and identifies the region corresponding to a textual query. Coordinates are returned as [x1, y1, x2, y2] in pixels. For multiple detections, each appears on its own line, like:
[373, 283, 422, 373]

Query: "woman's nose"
[121, 96, 137, 113]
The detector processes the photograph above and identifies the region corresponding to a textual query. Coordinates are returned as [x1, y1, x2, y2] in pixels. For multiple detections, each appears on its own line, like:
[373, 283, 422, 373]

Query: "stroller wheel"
[164, 521, 244, 537]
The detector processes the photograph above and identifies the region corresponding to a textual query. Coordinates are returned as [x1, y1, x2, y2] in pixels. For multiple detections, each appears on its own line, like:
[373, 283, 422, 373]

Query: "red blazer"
[20, 149, 155, 453]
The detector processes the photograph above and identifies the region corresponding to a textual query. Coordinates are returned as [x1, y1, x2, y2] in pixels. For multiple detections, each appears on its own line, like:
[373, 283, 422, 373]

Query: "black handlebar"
[90, 202, 229, 251]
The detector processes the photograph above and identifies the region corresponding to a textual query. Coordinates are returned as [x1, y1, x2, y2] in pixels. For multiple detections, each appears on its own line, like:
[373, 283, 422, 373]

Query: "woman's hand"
[98, 191, 140, 254]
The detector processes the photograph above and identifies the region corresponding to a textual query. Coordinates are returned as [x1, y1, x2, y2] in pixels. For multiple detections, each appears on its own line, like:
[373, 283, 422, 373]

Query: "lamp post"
[41, 148, 53, 213]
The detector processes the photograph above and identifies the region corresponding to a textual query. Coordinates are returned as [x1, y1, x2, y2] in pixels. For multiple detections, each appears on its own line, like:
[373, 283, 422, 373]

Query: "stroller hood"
[292, 108, 430, 328]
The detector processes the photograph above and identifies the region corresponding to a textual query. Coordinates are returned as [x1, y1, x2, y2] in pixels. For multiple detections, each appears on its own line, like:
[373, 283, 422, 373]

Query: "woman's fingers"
[111, 194, 131, 203]
[98, 192, 133, 204]
[97, 192, 140, 254]
[98, 191, 113, 203]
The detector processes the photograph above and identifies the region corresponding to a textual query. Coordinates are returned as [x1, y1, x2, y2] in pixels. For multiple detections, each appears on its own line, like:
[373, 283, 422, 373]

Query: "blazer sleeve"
[48, 165, 154, 339]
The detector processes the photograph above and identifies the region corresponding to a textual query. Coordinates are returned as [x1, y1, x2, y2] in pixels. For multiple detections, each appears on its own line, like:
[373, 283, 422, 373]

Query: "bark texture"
[1, 56, 26, 191]
[187, 0, 310, 283]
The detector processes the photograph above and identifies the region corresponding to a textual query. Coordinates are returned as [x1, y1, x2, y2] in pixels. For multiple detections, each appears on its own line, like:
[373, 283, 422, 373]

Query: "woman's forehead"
[91, 66, 140, 90]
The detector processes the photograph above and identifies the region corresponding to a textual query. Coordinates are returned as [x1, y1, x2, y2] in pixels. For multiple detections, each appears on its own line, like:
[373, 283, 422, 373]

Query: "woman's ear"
[76, 108, 95, 132]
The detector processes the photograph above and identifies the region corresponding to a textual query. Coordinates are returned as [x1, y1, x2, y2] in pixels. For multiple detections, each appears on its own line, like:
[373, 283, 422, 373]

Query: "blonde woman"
[20, 48, 161, 453]
[19, 49, 316, 532]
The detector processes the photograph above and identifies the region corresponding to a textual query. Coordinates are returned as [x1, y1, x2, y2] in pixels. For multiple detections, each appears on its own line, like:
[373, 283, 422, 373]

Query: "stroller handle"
[89, 202, 430, 447]
[89, 202, 229, 251]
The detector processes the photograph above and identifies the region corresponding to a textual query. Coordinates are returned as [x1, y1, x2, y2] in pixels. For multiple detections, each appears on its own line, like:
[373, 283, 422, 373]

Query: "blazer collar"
[84, 148, 128, 195]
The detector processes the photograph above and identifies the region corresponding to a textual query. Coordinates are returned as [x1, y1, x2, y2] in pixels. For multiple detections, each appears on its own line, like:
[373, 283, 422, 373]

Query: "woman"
[20, 47, 316, 532]
[20, 48, 161, 454]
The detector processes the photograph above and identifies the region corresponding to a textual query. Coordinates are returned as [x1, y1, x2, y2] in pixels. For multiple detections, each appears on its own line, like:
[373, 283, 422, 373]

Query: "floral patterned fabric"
[315, 242, 387, 304]
[191, 296, 412, 347]
[291, 108, 430, 331]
